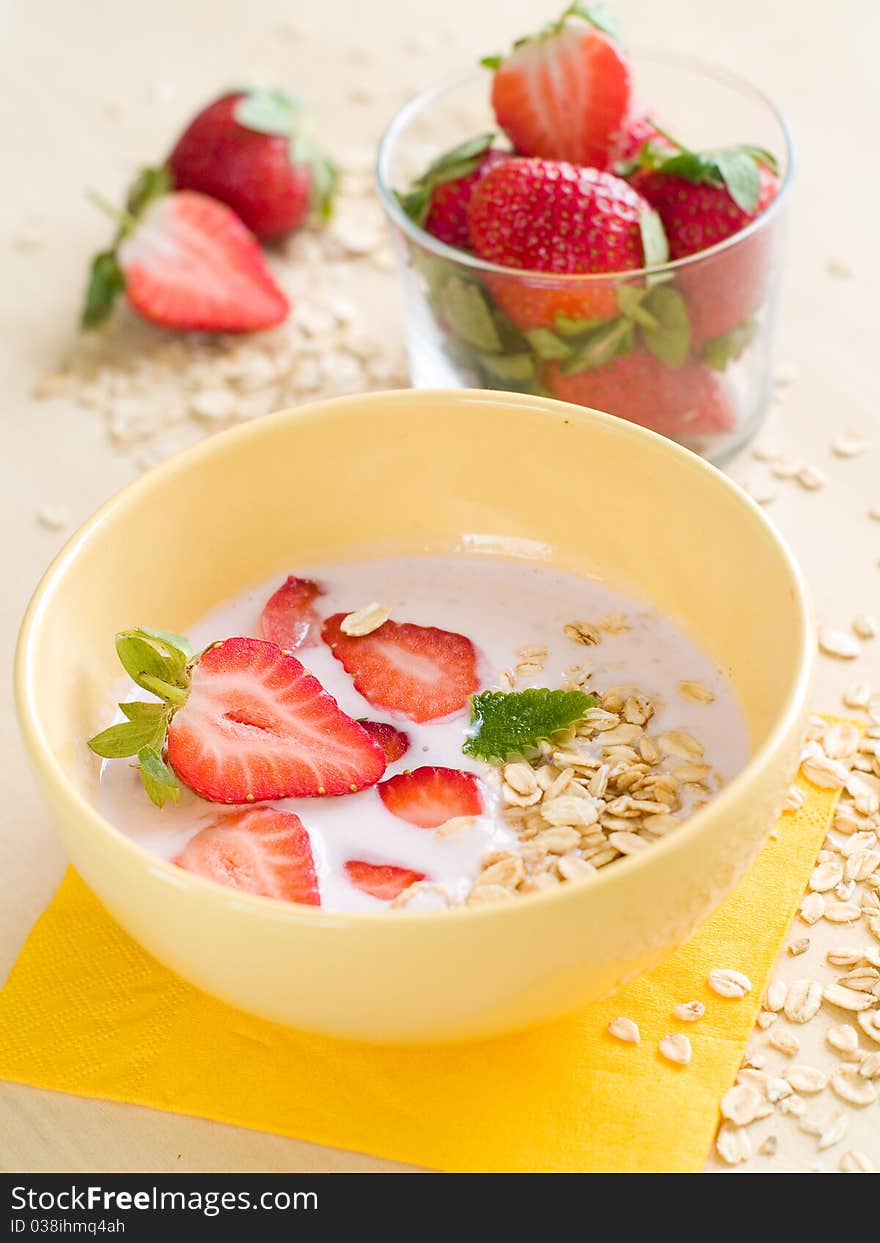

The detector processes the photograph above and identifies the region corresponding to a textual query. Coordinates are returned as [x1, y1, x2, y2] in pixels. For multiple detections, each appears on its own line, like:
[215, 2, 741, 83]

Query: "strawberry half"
[358, 720, 411, 763]
[322, 613, 480, 723]
[87, 629, 386, 807]
[168, 90, 336, 241]
[344, 859, 426, 900]
[174, 807, 320, 905]
[260, 575, 323, 650]
[485, 4, 632, 170]
[378, 766, 483, 828]
[81, 169, 289, 333]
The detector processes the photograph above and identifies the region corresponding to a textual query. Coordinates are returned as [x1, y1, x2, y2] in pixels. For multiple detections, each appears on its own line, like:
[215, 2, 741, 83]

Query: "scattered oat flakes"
[818, 628, 862, 660]
[786, 1065, 828, 1094]
[608, 1016, 640, 1044]
[825, 257, 853, 279]
[831, 1065, 878, 1106]
[789, 937, 811, 956]
[768, 1027, 800, 1056]
[758, 1135, 778, 1157]
[783, 785, 805, 813]
[796, 464, 825, 491]
[744, 477, 777, 505]
[659, 1033, 692, 1066]
[673, 1000, 705, 1023]
[679, 680, 715, 704]
[817, 1112, 848, 1150]
[708, 967, 752, 999]
[36, 503, 71, 531]
[853, 613, 878, 640]
[799, 891, 826, 924]
[340, 602, 391, 636]
[784, 979, 823, 1023]
[720, 1083, 762, 1126]
[764, 979, 788, 1013]
[839, 1149, 875, 1173]
[831, 431, 869, 458]
[563, 621, 601, 646]
[843, 680, 872, 709]
[715, 1123, 751, 1165]
[857, 1010, 880, 1043]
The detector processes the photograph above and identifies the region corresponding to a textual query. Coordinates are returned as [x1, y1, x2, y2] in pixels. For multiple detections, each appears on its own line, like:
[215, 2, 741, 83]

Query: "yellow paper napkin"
[0, 765, 839, 1173]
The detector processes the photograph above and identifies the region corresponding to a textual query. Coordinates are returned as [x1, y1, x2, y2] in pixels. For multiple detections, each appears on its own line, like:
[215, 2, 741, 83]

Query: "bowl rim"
[375, 51, 796, 282]
[15, 388, 814, 927]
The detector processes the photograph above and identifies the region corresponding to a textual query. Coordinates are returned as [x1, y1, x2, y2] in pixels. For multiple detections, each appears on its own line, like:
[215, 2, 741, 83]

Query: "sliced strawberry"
[173, 807, 320, 905]
[166, 637, 386, 802]
[358, 720, 410, 763]
[322, 614, 480, 723]
[117, 191, 289, 332]
[344, 859, 426, 900]
[260, 575, 323, 650]
[489, 9, 632, 169]
[378, 766, 483, 828]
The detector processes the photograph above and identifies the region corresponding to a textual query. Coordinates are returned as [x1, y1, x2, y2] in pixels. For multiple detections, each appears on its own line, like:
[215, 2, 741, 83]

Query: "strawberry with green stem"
[398, 133, 508, 251]
[81, 167, 289, 333]
[168, 89, 336, 240]
[88, 629, 386, 807]
[467, 156, 666, 329]
[484, 2, 633, 170]
[629, 131, 780, 350]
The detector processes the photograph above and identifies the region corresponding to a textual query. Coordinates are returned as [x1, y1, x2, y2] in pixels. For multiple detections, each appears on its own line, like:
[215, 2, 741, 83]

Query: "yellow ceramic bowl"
[15, 389, 812, 1043]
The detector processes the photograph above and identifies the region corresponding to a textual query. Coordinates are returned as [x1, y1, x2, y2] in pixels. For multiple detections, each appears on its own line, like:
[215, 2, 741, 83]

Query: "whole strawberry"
[168, 89, 335, 241]
[631, 139, 780, 348]
[484, 2, 632, 170]
[81, 169, 289, 333]
[399, 134, 507, 251]
[545, 347, 736, 441]
[467, 156, 663, 327]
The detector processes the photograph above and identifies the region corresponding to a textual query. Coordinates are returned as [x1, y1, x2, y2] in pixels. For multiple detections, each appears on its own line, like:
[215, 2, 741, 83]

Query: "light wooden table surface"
[2, 0, 878, 1173]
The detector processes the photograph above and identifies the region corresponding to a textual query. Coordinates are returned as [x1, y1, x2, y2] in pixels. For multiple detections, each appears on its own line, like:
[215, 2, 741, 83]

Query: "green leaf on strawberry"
[700, 317, 757, 371]
[126, 165, 172, 217]
[81, 251, 127, 329]
[479, 351, 536, 383]
[398, 133, 496, 226]
[638, 130, 779, 215]
[234, 88, 303, 136]
[439, 276, 505, 352]
[525, 327, 573, 360]
[639, 207, 669, 268]
[561, 317, 634, 374]
[564, 2, 623, 45]
[233, 88, 336, 219]
[464, 687, 597, 762]
[137, 745, 181, 808]
[640, 285, 691, 368]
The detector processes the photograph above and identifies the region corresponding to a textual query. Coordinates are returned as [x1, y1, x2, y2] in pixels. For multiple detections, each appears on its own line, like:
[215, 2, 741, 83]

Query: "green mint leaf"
[235, 88, 302, 136]
[639, 207, 670, 268]
[464, 688, 597, 762]
[479, 350, 536, 383]
[125, 165, 171, 217]
[712, 147, 761, 213]
[138, 746, 180, 809]
[700, 317, 756, 371]
[554, 313, 607, 338]
[616, 284, 661, 329]
[439, 276, 504, 351]
[640, 285, 691, 367]
[480, 54, 502, 69]
[88, 716, 166, 759]
[81, 250, 126, 330]
[562, 317, 634, 374]
[525, 327, 573, 360]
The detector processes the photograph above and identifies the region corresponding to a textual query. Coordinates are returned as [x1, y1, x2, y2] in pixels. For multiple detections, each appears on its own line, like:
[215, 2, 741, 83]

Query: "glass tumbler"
[376, 55, 793, 464]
